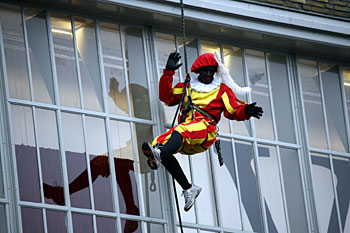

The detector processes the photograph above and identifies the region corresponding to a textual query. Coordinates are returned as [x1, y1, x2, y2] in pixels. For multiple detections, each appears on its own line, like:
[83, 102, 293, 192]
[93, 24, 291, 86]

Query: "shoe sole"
[142, 142, 159, 170]
[184, 188, 202, 212]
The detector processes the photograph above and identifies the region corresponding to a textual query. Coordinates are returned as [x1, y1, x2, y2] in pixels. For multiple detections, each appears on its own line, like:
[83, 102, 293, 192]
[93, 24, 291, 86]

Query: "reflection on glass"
[21, 207, 44, 233]
[311, 154, 339, 233]
[178, 227, 197, 233]
[201, 41, 230, 134]
[0, 152, 4, 198]
[0, 205, 6, 233]
[246, 50, 274, 140]
[342, 66, 350, 139]
[146, 223, 164, 233]
[100, 22, 128, 116]
[85, 116, 113, 211]
[46, 210, 67, 233]
[51, 13, 81, 108]
[62, 112, 91, 209]
[110, 120, 139, 216]
[0, 4, 31, 100]
[134, 124, 163, 218]
[174, 153, 195, 223]
[258, 145, 287, 233]
[121, 219, 141, 233]
[321, 63, 348, 152]
[235, 141, 263, 232]
[192, 151, 217, 226]
[332, 156, 350, 232]
[280, 148, 308, 233]
[299, 59, 327, 149]
[72, 213, 93, 233]
[96, 216, 116, 233]
[123, 26, 151, 119]
[11, 105, 40, 202]
[155, 32, 179, 124]
[213, 138, 241, 229]
[35, 109, 64, 205]
[268, 53, 295, 143]
[223, 45, 251, 136]
[178, 37, 198, 81]
[75, 17, 104, 112]
[24, 8, 54, 104]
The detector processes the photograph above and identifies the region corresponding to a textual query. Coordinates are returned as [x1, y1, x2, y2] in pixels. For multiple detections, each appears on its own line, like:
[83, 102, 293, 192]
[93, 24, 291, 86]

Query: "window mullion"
[329, 154, 343, 233]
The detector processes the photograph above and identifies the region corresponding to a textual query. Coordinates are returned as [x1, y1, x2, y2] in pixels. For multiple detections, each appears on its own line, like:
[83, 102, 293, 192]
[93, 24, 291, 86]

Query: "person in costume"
[142, 52, 263, 212]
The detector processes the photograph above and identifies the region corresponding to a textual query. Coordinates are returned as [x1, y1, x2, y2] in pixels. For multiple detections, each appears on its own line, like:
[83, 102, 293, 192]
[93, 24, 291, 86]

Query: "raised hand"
[166, 52, 182, 71]
[244, 102, 263, 119]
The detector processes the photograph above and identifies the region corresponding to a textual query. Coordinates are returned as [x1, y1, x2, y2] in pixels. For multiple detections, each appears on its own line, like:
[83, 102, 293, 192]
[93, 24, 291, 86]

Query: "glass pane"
[146, 223, 164, 233]
[192, 151, 217, 226]
[21, 207, 44, 233]
[110, 120, 139, 215]
[321, 63, 348, 152]
[99, 22, 128, 116]
[134, 124, 163, 218]
[246, 50, 274, 140]
[72, 213, 93, 233]
[213, 138, 241, 229]
[299, 59, 327, 149]
[0, 4, 31, 100]
[62, 112, 91, 209]
[11, 105, 40, 202]
[51, 13, 81, 108]
[24, 8, 54, 104]
[280, 148, 308, 233]
[0, 150, 4, 198]
[258, 145, 287, 233]
[201, 41, 230, 134]
[46, 210, 67, 233]
[268, 53, 296, 143]
[96, 216, 116, 233]
[223, 45, 251, 136]
[332, 156, 350, 232]
[0, 205, 7, 233]
[123, 26, 151, 120]
[178, 37, 198, 79]
[155, 32, 179, 124]
[311, 154, 339, 233]
[235, 141, 263, 232]
[343, 66, 350, 146]
[74, 17, 103, 112]
[36, 109, 64, 206]
[174, 153, 195, 223]
[178, 228, 197, 233]
[85, 116, 113, 212]
[121, 219, 141, 233]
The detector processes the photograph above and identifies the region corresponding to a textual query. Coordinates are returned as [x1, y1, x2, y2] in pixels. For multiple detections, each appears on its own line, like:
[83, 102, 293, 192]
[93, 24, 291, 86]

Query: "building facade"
[0, 1, 349, 233]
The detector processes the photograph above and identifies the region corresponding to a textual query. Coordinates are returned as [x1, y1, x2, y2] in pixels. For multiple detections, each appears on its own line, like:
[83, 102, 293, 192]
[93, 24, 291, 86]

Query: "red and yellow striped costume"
[152, 69, 250, 155]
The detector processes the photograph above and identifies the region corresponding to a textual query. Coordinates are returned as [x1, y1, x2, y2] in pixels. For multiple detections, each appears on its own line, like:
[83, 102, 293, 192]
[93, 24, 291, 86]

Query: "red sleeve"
[159, 69, 184, 106]
[221, 86, 250, 121]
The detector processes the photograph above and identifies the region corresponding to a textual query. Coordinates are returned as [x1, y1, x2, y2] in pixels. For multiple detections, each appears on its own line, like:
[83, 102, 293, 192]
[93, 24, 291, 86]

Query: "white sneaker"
[182, 184, 202, 212]
[142, 142, 161, 170]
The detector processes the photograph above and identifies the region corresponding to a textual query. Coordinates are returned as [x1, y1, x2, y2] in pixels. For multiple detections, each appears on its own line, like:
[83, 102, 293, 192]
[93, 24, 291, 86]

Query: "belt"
[192, 105, 217, 125]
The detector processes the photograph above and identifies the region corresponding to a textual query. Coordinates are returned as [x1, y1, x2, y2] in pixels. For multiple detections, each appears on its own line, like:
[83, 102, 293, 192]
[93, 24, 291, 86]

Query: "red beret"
[191, 53, 218, 73]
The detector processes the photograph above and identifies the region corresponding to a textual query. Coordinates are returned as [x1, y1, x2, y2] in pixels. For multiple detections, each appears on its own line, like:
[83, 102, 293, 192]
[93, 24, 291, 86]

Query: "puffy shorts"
[152, 119, 217, 155]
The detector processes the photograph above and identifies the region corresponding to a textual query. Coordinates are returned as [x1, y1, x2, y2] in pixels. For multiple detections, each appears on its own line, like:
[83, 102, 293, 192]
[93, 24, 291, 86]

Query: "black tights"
[160, 131, 191, 190]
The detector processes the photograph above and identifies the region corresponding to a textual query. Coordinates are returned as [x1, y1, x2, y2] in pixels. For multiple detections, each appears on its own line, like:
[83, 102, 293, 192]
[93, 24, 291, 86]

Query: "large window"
[0, 4, 165, 233]
[299, 59, 350, 233]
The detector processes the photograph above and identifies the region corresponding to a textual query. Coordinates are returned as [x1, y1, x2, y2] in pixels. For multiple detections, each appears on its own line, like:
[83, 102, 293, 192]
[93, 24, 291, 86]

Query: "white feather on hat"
[214, 51, 251, 96]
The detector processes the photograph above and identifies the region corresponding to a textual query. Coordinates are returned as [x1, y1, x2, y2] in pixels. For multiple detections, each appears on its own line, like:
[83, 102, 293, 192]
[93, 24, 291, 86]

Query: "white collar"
[190, 76, 221, 93]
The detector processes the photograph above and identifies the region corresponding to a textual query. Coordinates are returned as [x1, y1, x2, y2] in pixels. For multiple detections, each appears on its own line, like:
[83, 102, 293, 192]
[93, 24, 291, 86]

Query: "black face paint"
[198, 66, 217, 84]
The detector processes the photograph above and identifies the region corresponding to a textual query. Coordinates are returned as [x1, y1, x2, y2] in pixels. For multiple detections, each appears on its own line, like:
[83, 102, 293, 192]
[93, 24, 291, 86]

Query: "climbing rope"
[171, 1, 188, 233]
